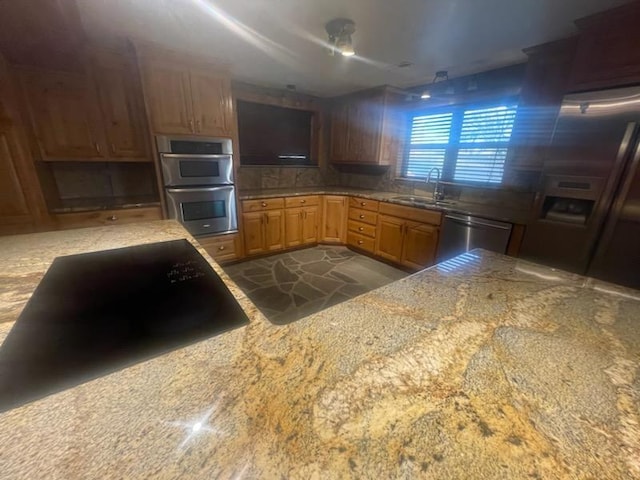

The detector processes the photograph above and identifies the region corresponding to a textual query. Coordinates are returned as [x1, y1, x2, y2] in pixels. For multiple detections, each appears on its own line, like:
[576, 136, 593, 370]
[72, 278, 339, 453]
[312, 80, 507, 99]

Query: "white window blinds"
[405, 112, 452, 178]
[404, 102, 517, 184]
[454, 105, 516, 184]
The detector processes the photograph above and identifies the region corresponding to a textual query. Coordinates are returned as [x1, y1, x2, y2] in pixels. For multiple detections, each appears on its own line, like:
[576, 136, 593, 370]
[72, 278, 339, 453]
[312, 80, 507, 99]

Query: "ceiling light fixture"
[421, 70, 450, 100]
[325, 18, 356, 57]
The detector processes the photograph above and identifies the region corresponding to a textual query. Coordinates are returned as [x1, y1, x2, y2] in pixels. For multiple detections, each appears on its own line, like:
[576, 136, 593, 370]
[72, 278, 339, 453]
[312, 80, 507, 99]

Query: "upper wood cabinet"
[0, 56, 48, 234]
[19, 68, 106, 160]
[189, 67, 234, 136]
[569, 2, 640, 91]
[139, 54, 234, 137]
[90, 50, 148, 161]
[329, 87, 403, 166]
[505, 38, 577, 175]
[18, 50, 152, 162]
[0, 0, 85, 72]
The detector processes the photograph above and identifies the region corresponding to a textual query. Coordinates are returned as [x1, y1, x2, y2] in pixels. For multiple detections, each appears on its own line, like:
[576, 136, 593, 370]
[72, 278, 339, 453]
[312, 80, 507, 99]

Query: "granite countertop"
[1, 222, 640, 478]
[238, 187, 530, 224]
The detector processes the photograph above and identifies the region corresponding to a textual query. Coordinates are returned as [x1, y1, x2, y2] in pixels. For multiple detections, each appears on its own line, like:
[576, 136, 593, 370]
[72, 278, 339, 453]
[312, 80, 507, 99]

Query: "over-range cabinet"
[156, 136, 238, 237]
[521, 86, 640, 289]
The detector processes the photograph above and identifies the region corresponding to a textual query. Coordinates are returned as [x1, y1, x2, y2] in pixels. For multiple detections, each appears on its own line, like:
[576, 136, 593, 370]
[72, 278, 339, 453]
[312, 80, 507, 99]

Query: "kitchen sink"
[389, 195, 455, 207]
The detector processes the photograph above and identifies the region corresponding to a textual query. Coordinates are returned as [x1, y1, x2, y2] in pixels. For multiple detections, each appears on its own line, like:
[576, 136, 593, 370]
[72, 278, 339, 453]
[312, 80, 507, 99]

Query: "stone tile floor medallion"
[223, 246, 408, 324]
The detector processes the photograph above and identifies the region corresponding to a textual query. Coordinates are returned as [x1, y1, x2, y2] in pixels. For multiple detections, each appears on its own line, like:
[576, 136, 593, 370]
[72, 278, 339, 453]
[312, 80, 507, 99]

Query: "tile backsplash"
[236, 167, 325, 190]
[236, 164, 535, 214]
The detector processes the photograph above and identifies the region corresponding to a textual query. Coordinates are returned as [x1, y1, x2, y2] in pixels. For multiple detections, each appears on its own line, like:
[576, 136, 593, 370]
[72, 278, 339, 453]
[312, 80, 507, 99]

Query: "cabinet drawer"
[349, 197, 379, 212]
[242, 197, 285, 212]
[348, 207, 378, 225]
[348, 220, 376, 238]
[197, 233, 239, 263]
[347, 231, 375, 253]
[379, 202, 442, 225]
[54, 206, 162, 230]
[285, 195, 320, 208]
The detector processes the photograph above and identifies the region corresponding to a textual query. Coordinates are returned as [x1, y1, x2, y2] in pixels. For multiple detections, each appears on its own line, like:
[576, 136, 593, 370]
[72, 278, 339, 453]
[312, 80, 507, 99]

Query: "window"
[404, 102, 517, 184]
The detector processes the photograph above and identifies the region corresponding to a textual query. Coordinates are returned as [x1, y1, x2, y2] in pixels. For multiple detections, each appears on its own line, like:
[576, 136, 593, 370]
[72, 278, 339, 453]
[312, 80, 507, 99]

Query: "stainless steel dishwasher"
[436, 213, 513, 262]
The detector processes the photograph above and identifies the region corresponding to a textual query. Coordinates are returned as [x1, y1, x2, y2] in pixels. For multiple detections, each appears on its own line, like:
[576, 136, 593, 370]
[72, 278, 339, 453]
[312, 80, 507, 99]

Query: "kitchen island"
[1, 221, 639, 479]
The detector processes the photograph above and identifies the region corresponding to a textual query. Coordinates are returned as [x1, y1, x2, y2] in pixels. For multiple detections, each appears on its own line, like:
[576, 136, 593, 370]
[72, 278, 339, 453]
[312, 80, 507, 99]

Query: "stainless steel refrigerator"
[520, 86, 640, 289]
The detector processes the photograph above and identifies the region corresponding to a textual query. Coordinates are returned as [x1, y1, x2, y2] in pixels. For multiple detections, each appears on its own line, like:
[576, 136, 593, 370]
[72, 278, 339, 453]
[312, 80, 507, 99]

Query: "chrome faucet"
[426, 167, 444, 201]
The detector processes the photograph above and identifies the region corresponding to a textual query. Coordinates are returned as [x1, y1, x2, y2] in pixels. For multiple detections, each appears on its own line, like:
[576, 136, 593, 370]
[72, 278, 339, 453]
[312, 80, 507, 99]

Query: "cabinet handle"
[359, 214, 365, 219]
[94, 142, 101, 154]
[107, 215, 117, 221]
[110, 143, 116, 154]
[189, 119, 194, 132]
[261, 202, 267, 207]
[358, 227, 364, 231]
[196, 119, 201, 132]
[218, 245, 225, 251]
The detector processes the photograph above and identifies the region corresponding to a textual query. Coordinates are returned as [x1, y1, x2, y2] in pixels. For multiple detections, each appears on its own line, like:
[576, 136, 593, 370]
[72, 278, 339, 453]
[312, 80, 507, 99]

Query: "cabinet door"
[284, 207, 303, 248]
[92, 51, 148, 161]
[330, 102, 349, 163]
[140, 58, 194, 135]
[322, 195, 347, 243]
[0, 124, 36, 234]
[189, 67, 234, 137]
[242, 211, 265, 256]
[301, 205, 319, 244]
[402, 221, 439, 270]
[374, 214, 404, 263]
[264, 210, 285, 251]
[20, 69, 105, 160]
[347, 94, 382, 163]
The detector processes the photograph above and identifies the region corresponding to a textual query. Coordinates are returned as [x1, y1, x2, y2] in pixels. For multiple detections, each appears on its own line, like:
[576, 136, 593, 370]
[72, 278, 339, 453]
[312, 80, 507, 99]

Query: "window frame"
[402, 96, 518, 185]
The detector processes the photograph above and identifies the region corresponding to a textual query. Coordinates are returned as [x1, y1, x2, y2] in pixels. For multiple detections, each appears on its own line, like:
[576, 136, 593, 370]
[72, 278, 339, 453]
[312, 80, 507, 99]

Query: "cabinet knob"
[358, 240, 364, 245]
[300, 199, 306, 203]
[218, 245, 225, 251]
[360, 202, 366, 206]
[358, 227, 364, 231]
[261, 202, 267, 207]
[107, 215, 117, 221]
[359, 214, 365, 219]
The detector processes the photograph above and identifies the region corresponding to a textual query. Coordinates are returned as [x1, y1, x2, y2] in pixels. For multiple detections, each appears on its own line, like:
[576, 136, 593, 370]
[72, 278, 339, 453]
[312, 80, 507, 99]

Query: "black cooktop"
[0, 239, 249, 413]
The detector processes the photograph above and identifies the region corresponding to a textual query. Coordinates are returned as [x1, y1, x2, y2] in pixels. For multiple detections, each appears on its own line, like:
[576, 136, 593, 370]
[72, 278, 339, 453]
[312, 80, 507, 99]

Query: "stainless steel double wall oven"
[156, 136, 237, 237]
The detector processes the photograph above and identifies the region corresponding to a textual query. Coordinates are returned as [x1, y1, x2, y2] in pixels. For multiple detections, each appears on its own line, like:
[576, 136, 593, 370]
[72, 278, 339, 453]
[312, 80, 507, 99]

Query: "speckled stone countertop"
[1, 223, 640, 479]
[238, 187, 529, 224]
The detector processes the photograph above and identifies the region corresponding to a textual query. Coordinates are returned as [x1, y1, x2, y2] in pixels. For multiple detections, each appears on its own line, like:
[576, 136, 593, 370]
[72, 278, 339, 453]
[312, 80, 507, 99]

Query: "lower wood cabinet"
[197, 233, 240, 263]
[242, 210, 285, 256]
[375, 206, 441, 270]
[285, 206, 319, 247]
[322, 195, 347, 243]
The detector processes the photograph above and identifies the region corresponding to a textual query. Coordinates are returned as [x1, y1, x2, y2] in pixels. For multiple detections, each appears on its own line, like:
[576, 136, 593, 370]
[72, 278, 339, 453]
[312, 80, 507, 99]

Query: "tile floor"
[223, 246, 408, 324]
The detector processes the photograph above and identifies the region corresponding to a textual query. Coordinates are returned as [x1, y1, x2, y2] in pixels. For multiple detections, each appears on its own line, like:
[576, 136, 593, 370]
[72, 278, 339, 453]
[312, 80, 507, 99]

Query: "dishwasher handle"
[445, 214, 512, 230]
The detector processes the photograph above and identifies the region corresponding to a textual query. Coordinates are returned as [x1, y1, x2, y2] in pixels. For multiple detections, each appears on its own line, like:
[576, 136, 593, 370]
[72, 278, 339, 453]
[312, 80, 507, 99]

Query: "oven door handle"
[166, 186, 233, 193]
[160, 153, 232, 160]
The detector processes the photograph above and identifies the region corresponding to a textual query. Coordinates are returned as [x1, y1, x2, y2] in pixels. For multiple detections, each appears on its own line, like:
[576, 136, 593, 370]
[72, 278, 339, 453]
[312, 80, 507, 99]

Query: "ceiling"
[76, 0, 631, 97]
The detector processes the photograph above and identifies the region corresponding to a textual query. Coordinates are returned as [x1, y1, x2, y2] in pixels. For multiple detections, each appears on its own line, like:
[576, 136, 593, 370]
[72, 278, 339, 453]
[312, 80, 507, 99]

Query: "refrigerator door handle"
[589, 124, 640, 270]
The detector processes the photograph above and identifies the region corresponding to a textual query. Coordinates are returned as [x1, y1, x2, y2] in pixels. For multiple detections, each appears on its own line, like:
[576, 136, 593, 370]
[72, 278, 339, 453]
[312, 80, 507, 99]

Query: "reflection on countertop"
[238, 187, 531, 224]
[1, 221, 639, 478]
